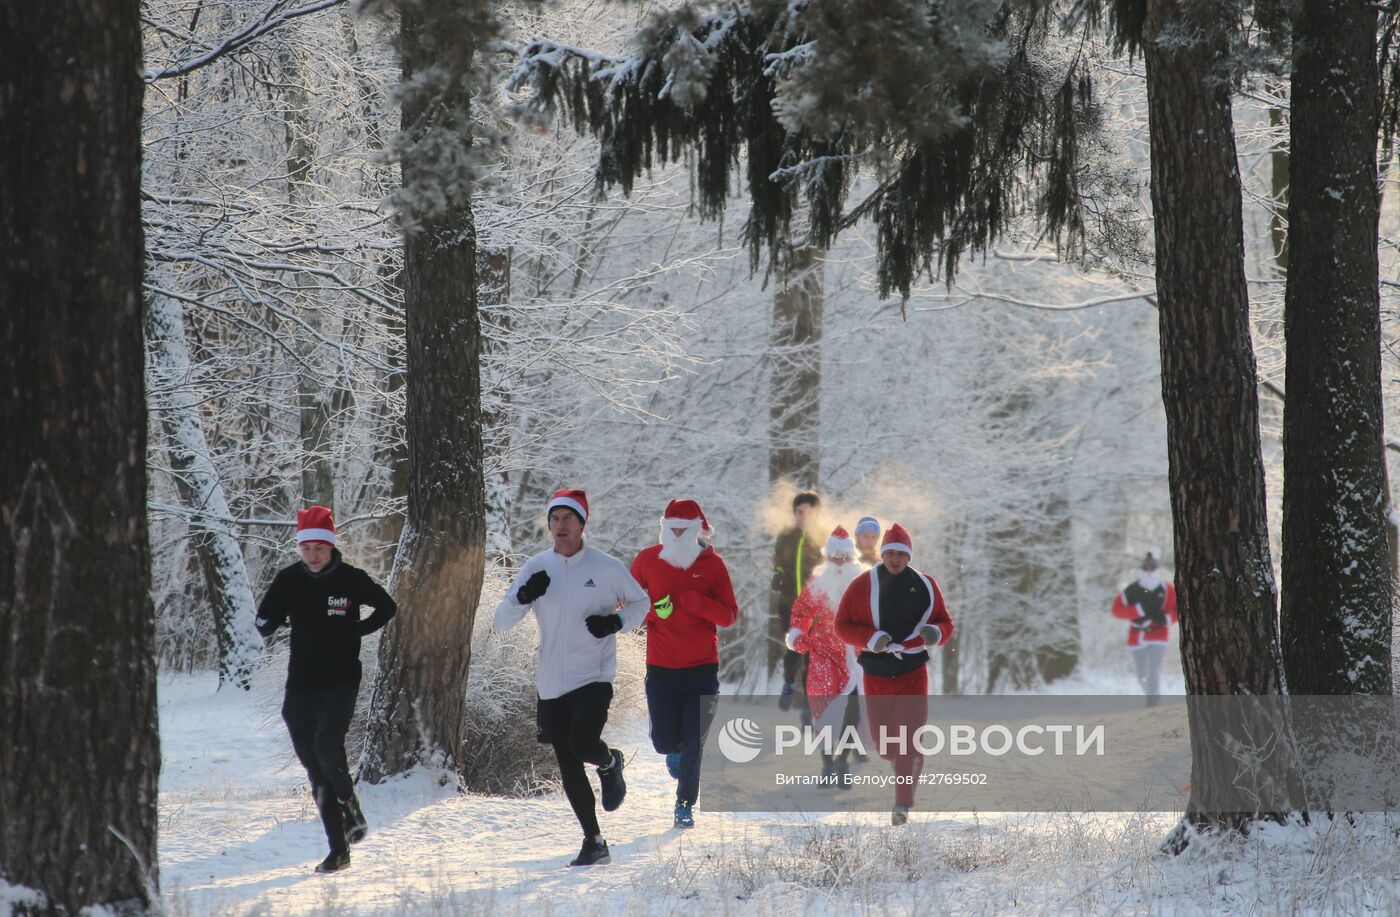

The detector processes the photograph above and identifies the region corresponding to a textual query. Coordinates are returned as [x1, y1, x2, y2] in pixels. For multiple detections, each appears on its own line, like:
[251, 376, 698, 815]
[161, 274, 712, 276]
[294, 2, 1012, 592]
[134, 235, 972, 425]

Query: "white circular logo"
[717, 716, 764, 764]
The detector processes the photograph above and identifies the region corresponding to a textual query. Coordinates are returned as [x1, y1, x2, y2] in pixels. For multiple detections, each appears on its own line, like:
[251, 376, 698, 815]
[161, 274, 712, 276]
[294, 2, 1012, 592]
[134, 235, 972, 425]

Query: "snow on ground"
[159, 671, 1400, 916]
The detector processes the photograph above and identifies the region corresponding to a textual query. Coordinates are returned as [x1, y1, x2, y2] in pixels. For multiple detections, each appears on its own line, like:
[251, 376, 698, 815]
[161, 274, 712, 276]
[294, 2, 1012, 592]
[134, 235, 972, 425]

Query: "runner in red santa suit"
[1110, 550, 1178, 707]
[835, 523, 953, 825]
[630, 499, 739, 829]
[787, 525, 867, 787]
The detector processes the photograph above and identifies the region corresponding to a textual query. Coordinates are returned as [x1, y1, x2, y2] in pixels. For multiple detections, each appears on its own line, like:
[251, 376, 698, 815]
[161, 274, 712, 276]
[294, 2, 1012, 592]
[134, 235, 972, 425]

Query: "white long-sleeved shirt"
[494, 544, 651, 700]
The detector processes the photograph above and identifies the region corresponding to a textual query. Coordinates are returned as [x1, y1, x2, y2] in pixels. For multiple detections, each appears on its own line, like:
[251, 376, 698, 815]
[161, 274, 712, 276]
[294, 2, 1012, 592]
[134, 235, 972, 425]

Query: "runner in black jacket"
[256, 505, 396, 874]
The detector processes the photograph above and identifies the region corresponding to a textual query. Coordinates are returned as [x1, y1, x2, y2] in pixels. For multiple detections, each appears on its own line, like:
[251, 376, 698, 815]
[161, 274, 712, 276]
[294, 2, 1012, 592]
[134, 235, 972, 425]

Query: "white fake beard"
[808, 558, 866, 602]
[659, 521, 705, 569]
[1138, 569, 1164, 591]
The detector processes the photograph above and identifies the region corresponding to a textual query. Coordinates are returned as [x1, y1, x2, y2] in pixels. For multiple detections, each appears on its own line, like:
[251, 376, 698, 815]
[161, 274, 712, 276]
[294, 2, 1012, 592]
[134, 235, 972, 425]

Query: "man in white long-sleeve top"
[494, 487, 651, 867]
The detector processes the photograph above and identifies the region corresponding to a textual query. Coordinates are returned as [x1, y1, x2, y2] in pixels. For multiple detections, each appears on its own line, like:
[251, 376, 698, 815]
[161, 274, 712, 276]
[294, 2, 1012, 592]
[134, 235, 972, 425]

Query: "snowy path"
[160, 672, 842, 914]
[158, 673, 1400, 915]
[160, 671, 700, 913]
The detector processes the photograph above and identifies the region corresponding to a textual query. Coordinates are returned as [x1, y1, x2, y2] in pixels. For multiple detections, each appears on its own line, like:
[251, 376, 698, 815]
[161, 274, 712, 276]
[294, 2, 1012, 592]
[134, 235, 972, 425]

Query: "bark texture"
[0, 0, 160, 909]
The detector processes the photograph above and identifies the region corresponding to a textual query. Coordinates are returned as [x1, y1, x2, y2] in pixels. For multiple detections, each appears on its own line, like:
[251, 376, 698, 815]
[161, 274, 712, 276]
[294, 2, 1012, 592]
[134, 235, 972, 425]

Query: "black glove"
[585, 614, 623, 638]
[516, 570, 551, 605]
[1145, 608, 1168, 628]
[1132, 615, 1151, 628]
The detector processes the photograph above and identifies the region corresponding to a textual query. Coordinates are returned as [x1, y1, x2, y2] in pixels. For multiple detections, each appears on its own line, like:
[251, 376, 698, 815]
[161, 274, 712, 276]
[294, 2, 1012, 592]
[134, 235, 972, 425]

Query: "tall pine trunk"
[1031, 491, 1078, 682]
[768, 244, 823, 489]
[0, 0, 160, 910]
[761, 244, 823, 683]
[1278, 0, 1393, 694]
[278, 34, 338, 510]
[1142, 0, 1286, 835]
[359, 5, 485, 782]
[985, 495, 1078, 689]
[985, 388, 1079, 690]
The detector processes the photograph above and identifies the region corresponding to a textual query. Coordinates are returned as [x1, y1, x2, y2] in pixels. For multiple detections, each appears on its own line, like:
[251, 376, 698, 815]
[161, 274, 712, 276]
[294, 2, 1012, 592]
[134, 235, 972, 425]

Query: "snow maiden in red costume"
[835, 523, 953, 825]
[787, 526, 867, 785]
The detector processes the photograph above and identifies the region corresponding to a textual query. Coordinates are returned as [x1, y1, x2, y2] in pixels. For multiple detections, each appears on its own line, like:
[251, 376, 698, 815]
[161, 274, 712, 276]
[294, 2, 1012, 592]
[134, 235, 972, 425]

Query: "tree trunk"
[984, 491, 1078, 690]
[1032, 491, 1079, 682]
[768, 244, 823, 489]
[359, 5, 485, 782]
[983, 390, 1079, 691]
[278, 34, 338, 510]
[0, 0, 160, 911]
[146, 281, 263, 688]
[941, 627, 964, 695]
[940, 521, 970, 695]
[1279, 0, 1393, 694]
[340, 9, 407, 553]
[1142, 0, 1286, 832]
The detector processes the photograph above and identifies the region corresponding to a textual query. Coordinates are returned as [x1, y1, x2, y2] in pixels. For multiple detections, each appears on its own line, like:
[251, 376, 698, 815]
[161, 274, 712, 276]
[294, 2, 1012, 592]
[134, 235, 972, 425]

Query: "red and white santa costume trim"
[1111, 572, 1178, 648]
[834, 524, 953, 809]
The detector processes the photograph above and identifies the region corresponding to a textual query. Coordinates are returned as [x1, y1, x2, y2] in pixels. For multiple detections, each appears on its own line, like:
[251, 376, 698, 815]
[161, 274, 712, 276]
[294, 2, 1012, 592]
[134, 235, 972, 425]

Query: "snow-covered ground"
[158, 671, 1400, 915]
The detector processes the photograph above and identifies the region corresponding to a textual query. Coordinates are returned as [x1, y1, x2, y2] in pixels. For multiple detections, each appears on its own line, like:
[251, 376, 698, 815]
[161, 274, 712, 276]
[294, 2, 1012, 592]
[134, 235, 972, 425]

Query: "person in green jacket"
[769, 490, 824, 710]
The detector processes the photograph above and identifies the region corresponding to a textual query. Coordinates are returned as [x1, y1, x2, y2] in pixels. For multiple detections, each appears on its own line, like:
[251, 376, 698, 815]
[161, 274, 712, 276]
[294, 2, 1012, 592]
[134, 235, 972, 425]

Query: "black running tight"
[552, 741, 602, 837]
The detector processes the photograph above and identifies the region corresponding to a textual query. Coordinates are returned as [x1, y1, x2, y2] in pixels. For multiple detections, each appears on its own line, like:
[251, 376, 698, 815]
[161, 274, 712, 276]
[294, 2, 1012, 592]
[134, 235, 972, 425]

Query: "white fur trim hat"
[880, 523, 913, 558]
[663, 499, 713, 536]
[296, 505, 336, 546]
[546, 488, 589, 525]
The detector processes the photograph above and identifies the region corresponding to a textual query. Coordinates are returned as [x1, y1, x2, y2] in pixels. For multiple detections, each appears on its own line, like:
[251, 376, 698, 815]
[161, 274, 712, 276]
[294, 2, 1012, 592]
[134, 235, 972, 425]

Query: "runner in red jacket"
[1110, 550, 1177, 706]
[835, 523, 953, 825]
[630, 499, 738, 829]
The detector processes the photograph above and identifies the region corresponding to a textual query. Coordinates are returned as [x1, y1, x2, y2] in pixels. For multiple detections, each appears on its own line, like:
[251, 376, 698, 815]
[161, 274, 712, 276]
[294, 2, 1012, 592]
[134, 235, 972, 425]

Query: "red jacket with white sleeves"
[1111, 577, 1178, 647]
[630, 544, 739, 669]
[835, 565, 953, 678]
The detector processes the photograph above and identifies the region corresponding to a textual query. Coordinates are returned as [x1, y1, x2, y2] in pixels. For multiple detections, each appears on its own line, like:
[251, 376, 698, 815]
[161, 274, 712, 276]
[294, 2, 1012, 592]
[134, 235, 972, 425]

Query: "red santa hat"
[662, 499, 713, 537]
[296, 505, 337, 546]
[825, 526, 855, 558]
[881, 523, 912, 558]
[546, 488, 589, 525]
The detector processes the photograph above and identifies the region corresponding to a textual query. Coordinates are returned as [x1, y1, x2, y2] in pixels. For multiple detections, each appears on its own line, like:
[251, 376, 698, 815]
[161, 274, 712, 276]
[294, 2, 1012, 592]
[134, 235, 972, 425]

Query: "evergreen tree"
[1128, 0, 1286, 841]
[510, 0, 1095, 296]
[1279, 0, 1394, 696]
[359, 0, 494, 782]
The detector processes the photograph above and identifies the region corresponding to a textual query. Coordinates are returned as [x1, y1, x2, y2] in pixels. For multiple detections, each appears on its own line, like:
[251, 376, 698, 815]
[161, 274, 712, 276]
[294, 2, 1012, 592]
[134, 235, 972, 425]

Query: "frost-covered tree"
[146, 273, 264, 688]
[357, 0, 497, 782]
[0, 0, 160, 911]
[511, 0, 1094, 295]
